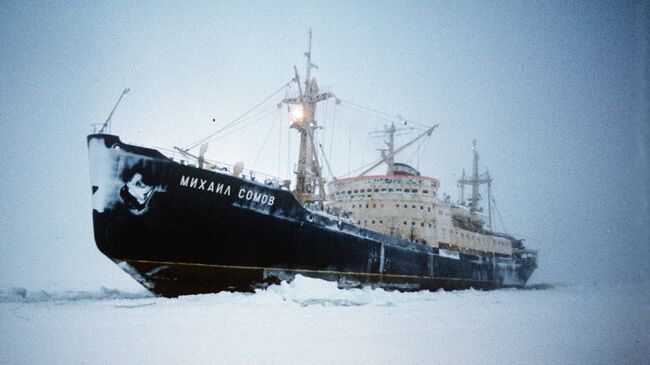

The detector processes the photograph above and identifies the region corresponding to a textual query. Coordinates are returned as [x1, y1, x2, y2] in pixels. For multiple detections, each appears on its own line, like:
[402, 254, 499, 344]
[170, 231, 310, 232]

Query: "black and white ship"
[88, 33, 537, 297]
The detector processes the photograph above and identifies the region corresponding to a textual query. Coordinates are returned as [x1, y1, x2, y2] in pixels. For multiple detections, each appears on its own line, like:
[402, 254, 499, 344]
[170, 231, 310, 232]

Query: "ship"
[87, 33, 537, 297]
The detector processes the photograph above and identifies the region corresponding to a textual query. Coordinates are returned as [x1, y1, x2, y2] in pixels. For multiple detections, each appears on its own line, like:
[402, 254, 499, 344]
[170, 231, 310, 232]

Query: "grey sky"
[1, 1, 648, 290]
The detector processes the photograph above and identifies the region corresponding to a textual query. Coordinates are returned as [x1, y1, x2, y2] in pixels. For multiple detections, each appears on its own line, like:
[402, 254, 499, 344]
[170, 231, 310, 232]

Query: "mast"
[471, 139, 479, 209]
[459, 168, 466, 204]
[357, 124, 438, 177]
[384, 123, 396, 173]
[370, 123, 402, 174]
[282, 29, 335, 205]
[457, 140, 492, 214]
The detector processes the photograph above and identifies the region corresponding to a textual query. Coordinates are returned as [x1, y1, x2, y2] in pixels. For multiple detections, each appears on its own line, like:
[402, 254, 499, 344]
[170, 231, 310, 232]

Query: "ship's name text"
[179, 175, 275, 206]
[237, 188, 275, 206]
[180, 175, 231, 196]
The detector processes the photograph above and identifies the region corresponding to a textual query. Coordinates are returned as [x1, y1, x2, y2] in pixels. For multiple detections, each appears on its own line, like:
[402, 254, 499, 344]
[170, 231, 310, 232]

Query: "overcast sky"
[1, 1, 648, 290]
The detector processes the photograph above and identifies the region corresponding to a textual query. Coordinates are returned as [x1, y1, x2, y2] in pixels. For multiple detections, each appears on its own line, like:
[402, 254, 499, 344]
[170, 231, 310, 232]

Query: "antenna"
[98, 88, 130, 134]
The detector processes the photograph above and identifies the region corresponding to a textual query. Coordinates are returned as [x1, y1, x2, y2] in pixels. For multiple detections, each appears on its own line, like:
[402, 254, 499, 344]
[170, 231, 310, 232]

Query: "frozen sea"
[1, 276, 648, 365]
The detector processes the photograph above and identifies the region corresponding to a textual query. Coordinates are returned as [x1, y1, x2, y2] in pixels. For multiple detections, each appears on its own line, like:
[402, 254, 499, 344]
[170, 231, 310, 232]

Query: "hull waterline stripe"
[121, 258, 498, 285]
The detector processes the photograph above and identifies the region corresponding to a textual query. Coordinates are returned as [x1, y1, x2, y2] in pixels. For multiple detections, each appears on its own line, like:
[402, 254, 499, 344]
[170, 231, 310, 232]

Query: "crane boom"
[356, 124, 438, 177]
[99, 88, 130, 134]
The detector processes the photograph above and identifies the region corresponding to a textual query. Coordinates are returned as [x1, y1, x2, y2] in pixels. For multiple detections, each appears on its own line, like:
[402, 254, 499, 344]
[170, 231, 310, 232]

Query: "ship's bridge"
[326, 168, 441, 244]
[330, 166, 439, 197]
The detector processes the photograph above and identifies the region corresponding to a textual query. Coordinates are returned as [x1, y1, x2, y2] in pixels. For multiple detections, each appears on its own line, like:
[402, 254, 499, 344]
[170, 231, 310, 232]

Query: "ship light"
[290, 106, 304, 123]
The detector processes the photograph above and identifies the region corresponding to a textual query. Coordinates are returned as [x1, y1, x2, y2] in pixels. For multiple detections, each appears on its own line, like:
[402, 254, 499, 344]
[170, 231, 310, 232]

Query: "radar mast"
[282, 29, 335, 206]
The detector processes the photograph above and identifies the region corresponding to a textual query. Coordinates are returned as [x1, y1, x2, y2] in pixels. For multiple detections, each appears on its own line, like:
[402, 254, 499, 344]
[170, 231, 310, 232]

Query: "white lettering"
[180, 175, 190, 187]
[268, 196, 275, 206]
[253, 192, 262, 203]
[180, 175, 232, 197]
[238, 188, 246, 198]
[245, 191, 253, 200]
[261, 195, 268, 204]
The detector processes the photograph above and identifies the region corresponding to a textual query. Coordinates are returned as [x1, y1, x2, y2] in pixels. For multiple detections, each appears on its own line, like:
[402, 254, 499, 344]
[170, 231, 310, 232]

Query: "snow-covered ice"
[1, 276, 647, 364]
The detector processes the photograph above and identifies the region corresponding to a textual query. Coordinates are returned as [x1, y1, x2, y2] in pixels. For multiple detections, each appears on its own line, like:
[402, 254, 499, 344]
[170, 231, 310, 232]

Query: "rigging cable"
[328, 99, 337, 160]
[338, 98, 399, 120]
[252, 108, 281, 170]
[491, 197, 508, 235]
[184, 81, 292, 151]
[204, 106, 279, 142]
[337, 98, 431, 129]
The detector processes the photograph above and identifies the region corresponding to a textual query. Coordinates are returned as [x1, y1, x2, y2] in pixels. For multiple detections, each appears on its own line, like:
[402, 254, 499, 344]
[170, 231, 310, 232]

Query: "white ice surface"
[1, 275, 648, 365]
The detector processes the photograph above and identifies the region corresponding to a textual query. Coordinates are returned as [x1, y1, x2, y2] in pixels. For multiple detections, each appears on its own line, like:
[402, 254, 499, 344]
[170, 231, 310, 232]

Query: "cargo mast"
[282, 30, 335, 205]
[457, 140, 493, 230]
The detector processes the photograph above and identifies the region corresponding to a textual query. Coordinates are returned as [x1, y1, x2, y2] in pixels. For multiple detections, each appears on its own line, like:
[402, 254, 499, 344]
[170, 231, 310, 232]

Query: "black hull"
[88, 134, 537, 297]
